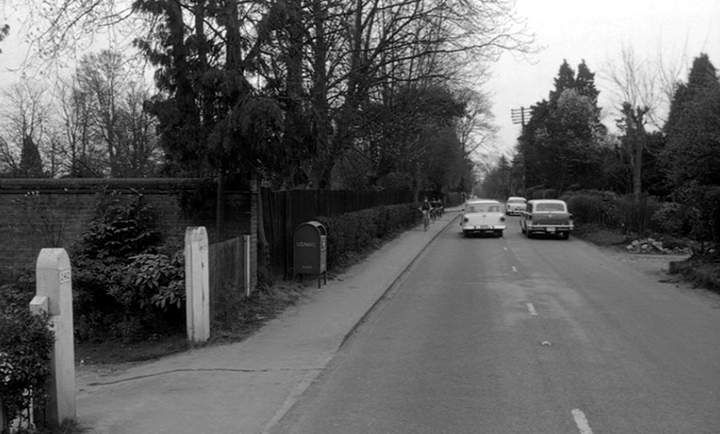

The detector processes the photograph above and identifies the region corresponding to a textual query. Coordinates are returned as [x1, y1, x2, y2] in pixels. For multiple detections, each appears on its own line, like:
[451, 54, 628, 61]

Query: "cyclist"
[431, 198, 443, 219]
[420, 197, 432, 231]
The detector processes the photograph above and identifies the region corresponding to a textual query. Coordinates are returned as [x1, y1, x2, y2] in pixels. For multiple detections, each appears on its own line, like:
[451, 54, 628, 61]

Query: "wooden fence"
[261, 189, 414, 276]
[208, 236, 250, 325]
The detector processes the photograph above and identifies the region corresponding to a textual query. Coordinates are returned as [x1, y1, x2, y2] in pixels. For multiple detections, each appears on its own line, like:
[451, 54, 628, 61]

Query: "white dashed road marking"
[512, 266, 518, 273]
[526, 303, 538, 316]
[571, 408, 593, 434]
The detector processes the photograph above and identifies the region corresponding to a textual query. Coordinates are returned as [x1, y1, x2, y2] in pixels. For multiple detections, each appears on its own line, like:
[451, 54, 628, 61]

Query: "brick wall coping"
[0, 178, 251, 194]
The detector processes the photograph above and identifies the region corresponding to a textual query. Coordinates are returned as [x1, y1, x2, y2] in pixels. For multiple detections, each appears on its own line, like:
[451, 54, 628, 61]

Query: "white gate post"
[32, 248, 76, 426]
[185, 227, 210, 343]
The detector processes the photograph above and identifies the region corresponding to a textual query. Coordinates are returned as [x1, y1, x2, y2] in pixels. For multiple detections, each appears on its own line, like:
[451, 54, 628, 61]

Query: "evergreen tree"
[18, 135, 44, 177]
[663, 53, 720, 187]
[515, 60, 606, 192]
[549, 60, 575, 103]
[662, 53, 720, 247]
[575, 59, 599, 104]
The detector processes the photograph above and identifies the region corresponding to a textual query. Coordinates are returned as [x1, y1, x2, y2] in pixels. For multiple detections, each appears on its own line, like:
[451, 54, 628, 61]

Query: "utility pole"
[511, 106, 532, 195]
[510, 106, 531, 127]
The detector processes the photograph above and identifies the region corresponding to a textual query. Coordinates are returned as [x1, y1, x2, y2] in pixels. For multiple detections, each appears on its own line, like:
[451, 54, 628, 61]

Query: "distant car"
[520, 199, 574, 239]
[505, 196, 527, 215]
[460, 199, 506, 237]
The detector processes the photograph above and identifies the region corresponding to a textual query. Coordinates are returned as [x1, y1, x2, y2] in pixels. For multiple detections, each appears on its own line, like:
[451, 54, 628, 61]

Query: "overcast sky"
[488, 0, 720, 160]
[1, 1, 719, 166]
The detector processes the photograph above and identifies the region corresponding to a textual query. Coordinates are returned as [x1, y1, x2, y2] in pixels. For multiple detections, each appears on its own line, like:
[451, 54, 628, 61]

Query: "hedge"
[0, 290, 54, 430]
[317, 204, 419, 268]
[561, 190, 663, 235]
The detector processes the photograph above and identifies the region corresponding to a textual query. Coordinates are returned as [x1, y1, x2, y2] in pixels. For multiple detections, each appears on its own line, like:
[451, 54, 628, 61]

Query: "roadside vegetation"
[481, 55, 720, 292]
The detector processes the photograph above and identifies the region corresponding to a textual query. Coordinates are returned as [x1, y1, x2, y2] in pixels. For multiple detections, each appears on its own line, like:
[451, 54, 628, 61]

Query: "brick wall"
[0, 178, 256, 284]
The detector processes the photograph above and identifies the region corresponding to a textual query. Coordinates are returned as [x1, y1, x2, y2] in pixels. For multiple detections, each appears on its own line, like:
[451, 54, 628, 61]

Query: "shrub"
[72, 192, 184, 342]
[615, 195, 661, 235]
[562, 190, 620, 227]
[563, 190, 663, 235]
[671, 182, 720, 253]
[79, 190, 161, 259]
[0, 305, 53, 430]
[122, 252, 185, 311]
[318, 204, 417, 268]
[650, 202, 694, 236]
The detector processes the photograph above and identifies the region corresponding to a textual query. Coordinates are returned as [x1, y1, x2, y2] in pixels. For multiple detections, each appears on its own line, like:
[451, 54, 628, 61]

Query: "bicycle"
[422, 210, 430, 231]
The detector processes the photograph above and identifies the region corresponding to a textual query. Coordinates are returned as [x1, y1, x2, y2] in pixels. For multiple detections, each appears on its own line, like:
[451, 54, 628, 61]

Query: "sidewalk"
[76, 209, 460, 434]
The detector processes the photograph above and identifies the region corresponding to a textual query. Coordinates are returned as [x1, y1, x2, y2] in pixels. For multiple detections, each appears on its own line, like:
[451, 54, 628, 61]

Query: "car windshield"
[508, 199, 525, 204]
[535, 203, 566, 212]
[467, 204, 501, 213]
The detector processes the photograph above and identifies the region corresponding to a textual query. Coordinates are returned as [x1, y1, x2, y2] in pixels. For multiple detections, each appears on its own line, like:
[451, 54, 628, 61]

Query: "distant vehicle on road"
[461, 199, 506, 237]
[520, 199, 574, 239]
[505, 196, 527, 215]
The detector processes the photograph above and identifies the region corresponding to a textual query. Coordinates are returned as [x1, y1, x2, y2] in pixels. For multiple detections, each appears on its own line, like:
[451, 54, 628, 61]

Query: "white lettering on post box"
[296, 241, 316, 248]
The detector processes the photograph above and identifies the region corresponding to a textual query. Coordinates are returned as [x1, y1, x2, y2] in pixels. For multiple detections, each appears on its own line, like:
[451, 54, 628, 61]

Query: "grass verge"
[668, 256, 720, 293]
[75, 224, 418, 366]
[573, 223, 720, 294]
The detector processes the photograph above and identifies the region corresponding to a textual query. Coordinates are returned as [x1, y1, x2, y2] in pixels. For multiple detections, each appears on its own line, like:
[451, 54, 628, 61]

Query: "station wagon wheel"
[560, 232, 569, 240]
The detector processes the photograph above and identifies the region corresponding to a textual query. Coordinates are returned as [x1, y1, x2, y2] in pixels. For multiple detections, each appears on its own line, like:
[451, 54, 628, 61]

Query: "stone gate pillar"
[185, 227, 210, 343]
[32, 248, 76, 425]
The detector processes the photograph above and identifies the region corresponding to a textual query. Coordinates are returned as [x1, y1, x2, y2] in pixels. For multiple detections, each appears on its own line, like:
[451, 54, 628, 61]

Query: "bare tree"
[299, 0, 531, 188]
[54, 77, 102, 176]
[604, 46, 655, 201]
[0, 82, 50, 175]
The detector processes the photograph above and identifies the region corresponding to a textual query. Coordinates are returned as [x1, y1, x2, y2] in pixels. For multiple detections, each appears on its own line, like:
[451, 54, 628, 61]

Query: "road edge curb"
[338, 212, 461, 349]
[261, 211, 461, 434]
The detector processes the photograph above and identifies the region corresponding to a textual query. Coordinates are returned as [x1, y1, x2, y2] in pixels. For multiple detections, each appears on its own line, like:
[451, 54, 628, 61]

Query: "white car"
[460, 199, 506, 237]
[505, 196, 527, 215]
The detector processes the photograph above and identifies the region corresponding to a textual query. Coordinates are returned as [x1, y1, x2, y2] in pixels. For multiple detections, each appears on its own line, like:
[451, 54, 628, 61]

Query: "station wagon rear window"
[467, 204, 501, 213]
[535, 203, 566, 212]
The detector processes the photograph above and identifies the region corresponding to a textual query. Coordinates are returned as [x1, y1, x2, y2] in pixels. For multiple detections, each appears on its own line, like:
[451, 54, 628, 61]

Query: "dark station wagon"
[520, 199, 574, 239]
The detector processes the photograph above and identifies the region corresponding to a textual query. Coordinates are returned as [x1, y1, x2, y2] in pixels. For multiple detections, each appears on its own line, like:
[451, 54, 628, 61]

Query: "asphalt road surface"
[272, 217, 720, 434]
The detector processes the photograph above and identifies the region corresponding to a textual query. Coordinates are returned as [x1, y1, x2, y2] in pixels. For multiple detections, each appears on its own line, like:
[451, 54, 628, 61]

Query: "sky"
[1, 1, 719, 166]
[487, 0, 720, 160]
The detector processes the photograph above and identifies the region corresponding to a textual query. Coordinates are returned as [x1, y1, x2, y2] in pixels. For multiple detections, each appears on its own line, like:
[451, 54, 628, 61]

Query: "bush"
[670, 182, 720, 252]
[0, 305, 53, 430]
[650, 202, 694, 236]
[527, 186, 559, 200]
[317, 204, 418, 268]
[562, 190, 620, 227]
[615, 195, 661, 235]
[72, 192, 184, 342]
[79, 190, 161, 259]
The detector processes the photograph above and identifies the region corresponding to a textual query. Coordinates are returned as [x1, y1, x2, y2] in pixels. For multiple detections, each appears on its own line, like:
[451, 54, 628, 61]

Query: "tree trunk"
[310, 0, 330, 188]
[284, 0, 304, 187]
[216, 171, 225, 241]
[633, 136, 643, 203]
[255, 176, 270, 275]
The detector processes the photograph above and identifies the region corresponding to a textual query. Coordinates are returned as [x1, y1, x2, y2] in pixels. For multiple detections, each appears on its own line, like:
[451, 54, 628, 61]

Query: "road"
[271, 216, 720, 434]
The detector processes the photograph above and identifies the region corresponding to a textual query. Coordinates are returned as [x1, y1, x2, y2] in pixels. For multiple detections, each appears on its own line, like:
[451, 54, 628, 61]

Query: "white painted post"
[34, 248, 76, 426]
[244, 234, 251, 297]
[185, 227, 210, 343]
